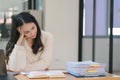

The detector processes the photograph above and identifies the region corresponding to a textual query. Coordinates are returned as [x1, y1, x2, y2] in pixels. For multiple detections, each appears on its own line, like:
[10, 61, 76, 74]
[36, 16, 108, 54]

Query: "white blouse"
[8, 31, 53, 72]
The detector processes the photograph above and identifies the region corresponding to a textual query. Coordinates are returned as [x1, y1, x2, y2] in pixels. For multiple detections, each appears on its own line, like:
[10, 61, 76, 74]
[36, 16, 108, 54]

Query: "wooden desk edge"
[15, 73, 120, 80]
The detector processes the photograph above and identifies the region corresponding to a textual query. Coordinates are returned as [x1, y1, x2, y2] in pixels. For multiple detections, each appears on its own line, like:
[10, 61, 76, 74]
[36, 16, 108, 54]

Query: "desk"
[15, 73, 120, 80]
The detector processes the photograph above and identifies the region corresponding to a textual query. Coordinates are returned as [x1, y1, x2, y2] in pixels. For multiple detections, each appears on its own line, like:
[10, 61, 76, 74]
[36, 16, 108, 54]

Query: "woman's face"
[21, 22, 37, 39]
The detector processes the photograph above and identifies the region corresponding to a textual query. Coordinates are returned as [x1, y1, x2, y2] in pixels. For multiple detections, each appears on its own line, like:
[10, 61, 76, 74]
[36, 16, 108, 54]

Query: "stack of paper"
[26, 70, 66, 79]
[66, 61, 106, 77]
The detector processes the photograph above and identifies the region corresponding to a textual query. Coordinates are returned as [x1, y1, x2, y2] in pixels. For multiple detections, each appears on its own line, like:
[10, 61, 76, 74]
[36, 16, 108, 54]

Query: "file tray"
[66, 61, 106, 77]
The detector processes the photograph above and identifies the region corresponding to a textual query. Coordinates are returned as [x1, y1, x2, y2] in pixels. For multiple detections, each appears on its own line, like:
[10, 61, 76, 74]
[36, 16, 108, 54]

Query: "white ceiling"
[0, 0, 27, 11]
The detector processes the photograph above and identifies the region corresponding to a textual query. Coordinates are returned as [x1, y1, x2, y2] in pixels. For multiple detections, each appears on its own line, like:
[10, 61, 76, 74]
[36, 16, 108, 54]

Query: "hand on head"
[16, 27, 25, 45]
[17, 27, 24, 38]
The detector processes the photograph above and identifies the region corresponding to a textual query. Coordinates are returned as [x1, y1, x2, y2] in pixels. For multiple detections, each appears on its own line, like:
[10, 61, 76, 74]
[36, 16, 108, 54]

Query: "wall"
[44, 0, 79, 69]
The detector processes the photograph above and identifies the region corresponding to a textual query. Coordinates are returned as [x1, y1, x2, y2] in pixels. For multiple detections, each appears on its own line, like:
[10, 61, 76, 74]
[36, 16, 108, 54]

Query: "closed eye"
[24, 31, 29, 34]
[31, 26, 35, 30]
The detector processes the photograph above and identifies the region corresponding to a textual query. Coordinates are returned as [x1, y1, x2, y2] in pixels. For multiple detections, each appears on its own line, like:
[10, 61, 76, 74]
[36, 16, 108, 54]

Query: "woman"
[6, 12, 53, 72]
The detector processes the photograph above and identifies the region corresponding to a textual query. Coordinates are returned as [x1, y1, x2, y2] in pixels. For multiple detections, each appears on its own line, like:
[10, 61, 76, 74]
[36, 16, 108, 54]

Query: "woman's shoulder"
[41, 30, 53, 37]
[41, 30, 53, 41]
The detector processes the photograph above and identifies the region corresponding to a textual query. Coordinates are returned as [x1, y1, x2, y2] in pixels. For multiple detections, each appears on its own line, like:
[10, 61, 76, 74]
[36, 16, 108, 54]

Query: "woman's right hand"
[16, 27, 24, 45]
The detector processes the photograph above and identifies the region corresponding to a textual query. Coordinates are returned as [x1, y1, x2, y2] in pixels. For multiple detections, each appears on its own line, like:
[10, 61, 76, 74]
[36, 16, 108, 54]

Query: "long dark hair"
[6, 12, 44, 61]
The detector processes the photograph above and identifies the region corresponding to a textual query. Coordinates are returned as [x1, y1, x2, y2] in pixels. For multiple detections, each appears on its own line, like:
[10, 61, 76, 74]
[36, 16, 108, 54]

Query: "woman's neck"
[26, 38, 33, 47]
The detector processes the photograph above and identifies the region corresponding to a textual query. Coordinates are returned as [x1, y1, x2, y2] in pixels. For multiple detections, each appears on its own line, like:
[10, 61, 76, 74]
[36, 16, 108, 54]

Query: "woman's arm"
[8, 27, 26, 71]
[24, 32, 53, 71]
[7, 45, 27, 72]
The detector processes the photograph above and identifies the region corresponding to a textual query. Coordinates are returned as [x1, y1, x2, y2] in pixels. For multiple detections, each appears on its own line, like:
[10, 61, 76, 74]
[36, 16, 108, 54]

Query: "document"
[26, 70, 66, 79]
[66, 61, 106, 77]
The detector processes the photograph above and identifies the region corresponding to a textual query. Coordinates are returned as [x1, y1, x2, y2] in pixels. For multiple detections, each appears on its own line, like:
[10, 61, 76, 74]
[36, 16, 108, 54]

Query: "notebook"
[26, 70, 66, 79]
[0, 49, 17, 80]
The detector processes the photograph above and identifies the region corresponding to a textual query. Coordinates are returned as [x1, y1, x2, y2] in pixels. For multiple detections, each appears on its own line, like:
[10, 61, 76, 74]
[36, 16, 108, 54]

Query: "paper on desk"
[21, 70, 66, 79]
[20, 72, 29, 75]
[47, 70, 66, 77]
[27, 71, 49, 78]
